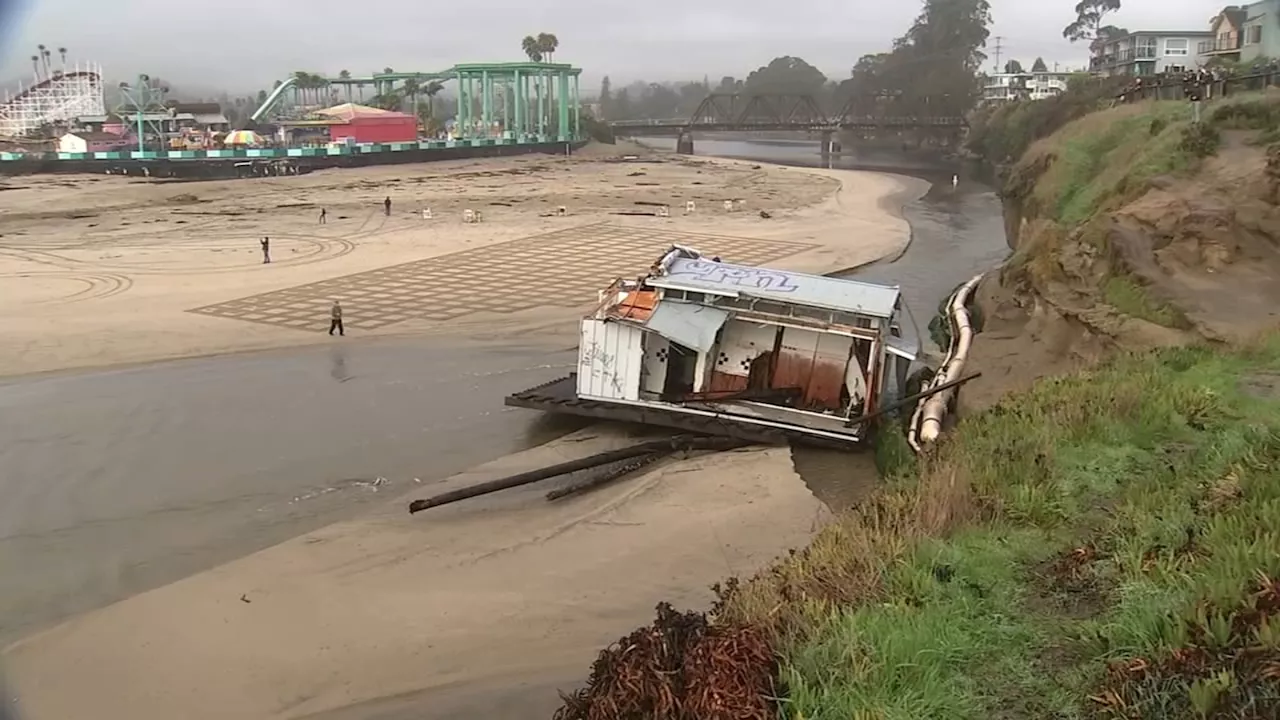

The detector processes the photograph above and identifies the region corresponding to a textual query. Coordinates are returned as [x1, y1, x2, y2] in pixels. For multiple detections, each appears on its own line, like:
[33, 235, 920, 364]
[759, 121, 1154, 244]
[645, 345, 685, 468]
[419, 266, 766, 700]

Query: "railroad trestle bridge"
[608, 93, 967, 154]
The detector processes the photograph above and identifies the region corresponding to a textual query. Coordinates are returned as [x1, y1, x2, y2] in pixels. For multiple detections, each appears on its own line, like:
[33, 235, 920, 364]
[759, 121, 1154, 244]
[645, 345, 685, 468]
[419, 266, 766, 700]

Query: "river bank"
[1, 147, 928, 719]
[552, 92, 1280, 720]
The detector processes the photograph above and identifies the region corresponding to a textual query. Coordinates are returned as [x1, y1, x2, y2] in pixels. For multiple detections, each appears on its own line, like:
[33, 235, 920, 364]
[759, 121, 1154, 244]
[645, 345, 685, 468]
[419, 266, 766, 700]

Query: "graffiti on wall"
[669, 261, 798, 292]
[582, 341, 623, 392]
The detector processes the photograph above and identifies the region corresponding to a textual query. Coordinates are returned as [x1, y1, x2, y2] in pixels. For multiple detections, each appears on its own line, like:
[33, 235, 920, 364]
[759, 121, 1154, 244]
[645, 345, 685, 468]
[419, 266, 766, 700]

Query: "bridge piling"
[819, 131, 842, 165]
[676, 131, 694, 155]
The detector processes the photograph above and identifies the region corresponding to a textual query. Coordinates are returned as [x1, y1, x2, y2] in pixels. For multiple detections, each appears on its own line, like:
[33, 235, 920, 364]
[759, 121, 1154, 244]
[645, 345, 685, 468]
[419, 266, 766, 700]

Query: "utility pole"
[993, 36, 1004, 72]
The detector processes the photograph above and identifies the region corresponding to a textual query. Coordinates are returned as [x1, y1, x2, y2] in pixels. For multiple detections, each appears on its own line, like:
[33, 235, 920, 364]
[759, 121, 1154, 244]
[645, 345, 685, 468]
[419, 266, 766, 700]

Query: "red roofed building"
[316, 103, 416, 144]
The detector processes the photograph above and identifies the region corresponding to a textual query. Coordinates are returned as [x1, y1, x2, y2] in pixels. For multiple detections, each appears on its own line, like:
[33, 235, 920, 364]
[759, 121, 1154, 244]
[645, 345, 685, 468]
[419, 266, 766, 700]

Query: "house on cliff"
[1090, 29, 1212, 76]
[1199, 3, 1280, 64]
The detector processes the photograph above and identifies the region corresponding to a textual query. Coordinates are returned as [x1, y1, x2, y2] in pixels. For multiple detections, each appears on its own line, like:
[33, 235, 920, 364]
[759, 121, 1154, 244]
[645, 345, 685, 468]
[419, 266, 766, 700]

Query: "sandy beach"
[0, 142, 910, 377]
[0, 142, 921, 719]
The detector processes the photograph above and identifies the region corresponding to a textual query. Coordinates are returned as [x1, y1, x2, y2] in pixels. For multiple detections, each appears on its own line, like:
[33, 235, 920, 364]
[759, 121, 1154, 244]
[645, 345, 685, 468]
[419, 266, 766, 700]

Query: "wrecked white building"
[507, 246, 917, 446]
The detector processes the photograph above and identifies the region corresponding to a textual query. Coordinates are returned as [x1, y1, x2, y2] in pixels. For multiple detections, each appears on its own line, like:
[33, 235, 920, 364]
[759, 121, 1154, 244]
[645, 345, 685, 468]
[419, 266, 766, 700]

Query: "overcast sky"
[2, 0, 1221, 93]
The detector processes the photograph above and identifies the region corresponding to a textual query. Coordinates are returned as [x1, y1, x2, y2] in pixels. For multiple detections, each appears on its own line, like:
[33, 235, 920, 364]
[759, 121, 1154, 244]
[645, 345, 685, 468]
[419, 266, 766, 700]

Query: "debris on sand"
[553, 599, 776, 720]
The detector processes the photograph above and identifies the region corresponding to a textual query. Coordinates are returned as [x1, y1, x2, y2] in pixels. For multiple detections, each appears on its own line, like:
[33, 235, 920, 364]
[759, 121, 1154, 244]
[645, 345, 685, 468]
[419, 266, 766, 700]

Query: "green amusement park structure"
[0, 61, 585, 169]
[254, 62, 584, 143]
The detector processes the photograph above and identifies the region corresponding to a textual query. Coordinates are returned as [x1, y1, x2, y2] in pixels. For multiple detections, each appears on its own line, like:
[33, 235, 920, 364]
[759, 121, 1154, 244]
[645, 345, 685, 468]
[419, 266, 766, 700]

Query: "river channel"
[0, 139, 1008, 659]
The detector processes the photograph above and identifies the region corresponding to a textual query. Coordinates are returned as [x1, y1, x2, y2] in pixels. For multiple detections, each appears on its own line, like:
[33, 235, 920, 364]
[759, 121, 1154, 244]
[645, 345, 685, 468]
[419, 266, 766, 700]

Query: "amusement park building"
[57, 131, 132, 153]
[316, 103, 416, 144]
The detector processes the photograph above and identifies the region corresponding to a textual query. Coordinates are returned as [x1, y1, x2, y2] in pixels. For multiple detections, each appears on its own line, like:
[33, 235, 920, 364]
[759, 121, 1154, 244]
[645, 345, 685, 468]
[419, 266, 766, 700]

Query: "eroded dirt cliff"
[961, 103, 1280, 412]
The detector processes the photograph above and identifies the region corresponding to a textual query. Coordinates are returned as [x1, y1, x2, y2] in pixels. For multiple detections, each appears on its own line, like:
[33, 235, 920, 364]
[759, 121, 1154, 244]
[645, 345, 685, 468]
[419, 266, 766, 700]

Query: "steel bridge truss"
[613, 93, 967, 132]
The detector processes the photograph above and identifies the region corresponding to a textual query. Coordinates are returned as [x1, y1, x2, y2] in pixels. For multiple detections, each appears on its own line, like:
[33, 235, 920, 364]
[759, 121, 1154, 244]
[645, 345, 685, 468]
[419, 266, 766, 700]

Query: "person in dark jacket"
[260, 237, 270, 263]
[383, 196, 391, 216]
[329, 300, 344, 336]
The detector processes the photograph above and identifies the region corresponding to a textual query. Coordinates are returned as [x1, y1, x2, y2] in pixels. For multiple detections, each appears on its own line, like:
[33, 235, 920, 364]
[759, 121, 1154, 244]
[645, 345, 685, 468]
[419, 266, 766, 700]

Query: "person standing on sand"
[384, 196, 391, 216]
[319, 207, 326, 224]
[329, 300, 344, 336]
[260, 237, 270, 264]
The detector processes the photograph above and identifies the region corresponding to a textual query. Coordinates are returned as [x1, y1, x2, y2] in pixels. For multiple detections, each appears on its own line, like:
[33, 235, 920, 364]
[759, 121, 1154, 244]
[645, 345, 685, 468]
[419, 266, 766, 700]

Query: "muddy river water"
[0, 141, 1009, 711]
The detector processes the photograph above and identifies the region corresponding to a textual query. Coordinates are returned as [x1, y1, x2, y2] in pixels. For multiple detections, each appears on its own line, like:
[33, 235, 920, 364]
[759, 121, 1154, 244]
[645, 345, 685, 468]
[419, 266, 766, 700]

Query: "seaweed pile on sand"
[553, 586, 777, 720]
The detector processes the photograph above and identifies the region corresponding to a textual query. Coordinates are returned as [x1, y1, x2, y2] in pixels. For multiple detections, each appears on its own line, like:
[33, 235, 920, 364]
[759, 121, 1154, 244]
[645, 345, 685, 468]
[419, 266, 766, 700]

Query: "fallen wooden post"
[407, 435, 741, 513]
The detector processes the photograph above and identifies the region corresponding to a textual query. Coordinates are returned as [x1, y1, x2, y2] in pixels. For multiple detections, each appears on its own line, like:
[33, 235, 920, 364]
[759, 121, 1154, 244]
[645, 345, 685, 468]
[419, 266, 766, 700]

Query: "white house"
[1090, 30, 1212, 76]
[983, 71, 1071, 103]
[57, 131, 131, 154]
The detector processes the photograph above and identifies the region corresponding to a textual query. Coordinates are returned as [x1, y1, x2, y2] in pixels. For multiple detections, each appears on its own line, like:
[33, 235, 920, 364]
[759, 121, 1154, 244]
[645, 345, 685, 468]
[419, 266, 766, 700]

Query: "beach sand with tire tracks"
[0, 141, 915, 377]
[1, 142, 924, 719]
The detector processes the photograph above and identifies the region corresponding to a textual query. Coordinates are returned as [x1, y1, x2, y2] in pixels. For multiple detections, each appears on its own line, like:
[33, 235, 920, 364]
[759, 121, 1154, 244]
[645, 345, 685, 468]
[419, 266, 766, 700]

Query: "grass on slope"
[719, 337, 1280, 718]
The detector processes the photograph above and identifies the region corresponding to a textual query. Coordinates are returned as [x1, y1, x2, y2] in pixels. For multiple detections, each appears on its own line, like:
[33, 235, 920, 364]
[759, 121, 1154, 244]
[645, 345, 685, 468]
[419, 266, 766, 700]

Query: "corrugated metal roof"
[651, 257, 900, 318]
[193, 113, 229, 124]
[644, 300, 728, 351]
[315, 103, 413, 122]
[885, 334, 918, 360]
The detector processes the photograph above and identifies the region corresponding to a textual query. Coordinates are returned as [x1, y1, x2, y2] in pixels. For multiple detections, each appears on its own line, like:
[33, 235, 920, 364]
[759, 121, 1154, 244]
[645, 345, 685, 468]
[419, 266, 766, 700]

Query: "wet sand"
[0, 145, 924, 719]
[5, 437, 830, 720]
[0, 337, 580, 647]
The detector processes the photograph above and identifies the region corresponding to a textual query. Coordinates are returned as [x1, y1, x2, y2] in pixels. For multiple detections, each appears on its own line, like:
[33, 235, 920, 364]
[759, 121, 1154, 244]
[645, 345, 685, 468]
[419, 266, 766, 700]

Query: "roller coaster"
[0, 64, 106, 138]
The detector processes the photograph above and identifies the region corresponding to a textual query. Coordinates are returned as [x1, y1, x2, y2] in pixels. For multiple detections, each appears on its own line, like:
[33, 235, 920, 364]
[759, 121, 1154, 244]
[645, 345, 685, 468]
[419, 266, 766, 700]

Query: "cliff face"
[961, 96, 1280, 411]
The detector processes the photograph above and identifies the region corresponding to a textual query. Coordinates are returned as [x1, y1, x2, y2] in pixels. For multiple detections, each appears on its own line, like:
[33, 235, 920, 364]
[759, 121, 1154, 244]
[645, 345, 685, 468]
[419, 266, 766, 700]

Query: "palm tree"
[58, 47, 67, 67]
[31, 55, 40, 78]
[339, 70, 352, 101]
[292, 71, 307, 105]
[423, 80, 444, 119]
[536, 33, 559, 62]
[522, 35, 542, 62]
[41, 47, 52, 76]
[403, 78, 421, 120]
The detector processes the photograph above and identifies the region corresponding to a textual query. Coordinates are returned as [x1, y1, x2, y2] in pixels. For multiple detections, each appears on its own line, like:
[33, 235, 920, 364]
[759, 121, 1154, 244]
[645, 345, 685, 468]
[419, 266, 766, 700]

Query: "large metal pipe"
[545, 451, 671, 501]
[912, 273, 984, 447]
[407, 435, 739, 513]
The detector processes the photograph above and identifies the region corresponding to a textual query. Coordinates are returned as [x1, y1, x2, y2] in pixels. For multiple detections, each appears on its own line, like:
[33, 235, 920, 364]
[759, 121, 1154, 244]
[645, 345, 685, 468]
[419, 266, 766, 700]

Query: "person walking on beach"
[383, 196, 392, 216]
[260, 237, 270, 264]
[318, 207, 326, 224]
[328, 300, 344, 336]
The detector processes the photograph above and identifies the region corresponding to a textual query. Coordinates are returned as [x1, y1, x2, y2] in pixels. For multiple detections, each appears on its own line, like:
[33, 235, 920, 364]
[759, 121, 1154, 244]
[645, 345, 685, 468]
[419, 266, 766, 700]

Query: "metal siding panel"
[577, 319, 643, 400]
[577, 319, 600, 397]
[773, 327, 819, 397]
[808, 333, 853, 410]
[620, 323, 642, 400]
[640, 334, 669, 397]
[644, 301, 729, 352]
[655, 257, 900, 317]
[716, 320, 778, 377]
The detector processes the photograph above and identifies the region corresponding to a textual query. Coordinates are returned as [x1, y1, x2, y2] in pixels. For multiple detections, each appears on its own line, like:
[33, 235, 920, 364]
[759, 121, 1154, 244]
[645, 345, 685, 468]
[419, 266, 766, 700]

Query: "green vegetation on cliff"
[733, 339, 1280, 718]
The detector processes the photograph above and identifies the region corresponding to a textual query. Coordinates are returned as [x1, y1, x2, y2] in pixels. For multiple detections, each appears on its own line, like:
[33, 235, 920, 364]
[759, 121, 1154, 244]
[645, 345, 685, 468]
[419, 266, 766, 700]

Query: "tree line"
[596, 0, 993, 121]
[594, 1, 1137, 123]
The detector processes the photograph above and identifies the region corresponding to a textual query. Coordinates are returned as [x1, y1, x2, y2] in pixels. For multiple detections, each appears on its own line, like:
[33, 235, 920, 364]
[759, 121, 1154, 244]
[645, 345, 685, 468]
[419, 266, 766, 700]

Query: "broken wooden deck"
[504, 374, 863, 448]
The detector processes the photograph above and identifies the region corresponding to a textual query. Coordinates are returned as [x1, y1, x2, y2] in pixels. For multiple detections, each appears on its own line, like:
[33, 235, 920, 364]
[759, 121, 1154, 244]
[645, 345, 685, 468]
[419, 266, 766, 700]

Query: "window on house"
[1248, 26, 1263, 44]
[1165, 38, 1189, 55]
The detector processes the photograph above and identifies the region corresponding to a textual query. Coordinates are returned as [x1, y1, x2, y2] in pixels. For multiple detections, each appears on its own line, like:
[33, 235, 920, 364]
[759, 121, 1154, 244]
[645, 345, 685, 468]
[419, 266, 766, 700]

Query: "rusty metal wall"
[773, 328, 852, 411]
